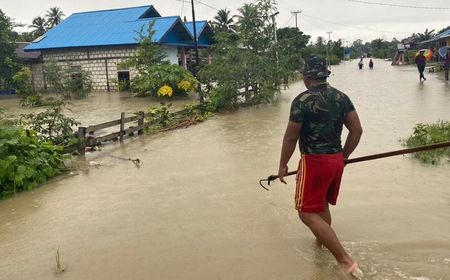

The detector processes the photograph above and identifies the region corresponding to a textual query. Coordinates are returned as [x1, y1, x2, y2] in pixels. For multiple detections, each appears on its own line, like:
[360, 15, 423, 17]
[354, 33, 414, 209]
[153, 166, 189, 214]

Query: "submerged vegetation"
[0, 102, 80, 198]
[404, 121, 450, 164]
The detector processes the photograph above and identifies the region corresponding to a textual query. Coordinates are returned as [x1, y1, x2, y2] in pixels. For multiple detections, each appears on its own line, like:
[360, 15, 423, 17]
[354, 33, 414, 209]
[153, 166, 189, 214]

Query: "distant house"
[24, 5, 214, 91]
[15, 42, 42, 90]
[418, 29, 450, 61]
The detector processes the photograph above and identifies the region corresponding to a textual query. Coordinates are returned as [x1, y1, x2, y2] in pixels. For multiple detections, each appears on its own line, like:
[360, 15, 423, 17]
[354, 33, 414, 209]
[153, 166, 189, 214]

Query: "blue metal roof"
[420, 29, 450, 44]
[185, 21, 214, 47]
[25, 5, 197, 51]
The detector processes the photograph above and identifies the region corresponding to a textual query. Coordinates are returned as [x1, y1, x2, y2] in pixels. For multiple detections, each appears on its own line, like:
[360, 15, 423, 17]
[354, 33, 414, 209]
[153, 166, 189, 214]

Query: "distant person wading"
[415, 50, 427, 81]
[444, 49, 450, 81]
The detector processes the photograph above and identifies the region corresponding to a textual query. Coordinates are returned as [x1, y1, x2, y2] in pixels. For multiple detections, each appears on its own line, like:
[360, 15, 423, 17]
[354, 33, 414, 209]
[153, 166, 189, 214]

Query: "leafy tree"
[277, 27, 310, 76]
[199, 0, 282, 109]
[212, 8, 236, 33]
[45, 7, 65, 28]
[29, 16, 47, 38]
[416, 28, 435, 41]
[369, 38, 396, 59]
[43, 60, 93, 99]
[123, 21, 197, 97]
[16, 32, 34, 42]
[0, 9, 20, 89]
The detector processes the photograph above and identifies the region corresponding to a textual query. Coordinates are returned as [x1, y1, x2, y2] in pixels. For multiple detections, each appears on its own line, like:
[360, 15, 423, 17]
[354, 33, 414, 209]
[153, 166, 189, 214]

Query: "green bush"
[0, 123, 67, 198]
[12, 67, 34, 95]
[404, 121, 450, 164]
[131, 63, 197, 97]
[145, 103, 174, 131]
[43, 60, 93, 99]
[20, 92, 44, 107]
[19, 101, 80, 147]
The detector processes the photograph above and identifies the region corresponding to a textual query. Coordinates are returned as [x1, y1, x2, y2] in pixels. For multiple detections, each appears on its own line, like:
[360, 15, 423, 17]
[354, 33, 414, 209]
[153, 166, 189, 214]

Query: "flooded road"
[1, 59, 449, 280]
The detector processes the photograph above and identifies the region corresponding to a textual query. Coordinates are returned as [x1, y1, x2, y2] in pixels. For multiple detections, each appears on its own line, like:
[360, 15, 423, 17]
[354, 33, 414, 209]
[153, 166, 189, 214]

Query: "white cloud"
[2, 0, 449, 43]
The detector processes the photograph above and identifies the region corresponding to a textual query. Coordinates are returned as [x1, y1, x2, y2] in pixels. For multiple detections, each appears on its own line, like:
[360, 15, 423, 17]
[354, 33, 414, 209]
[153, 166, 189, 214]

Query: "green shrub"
[131, 63, 197, 97]
[19, 101, 80, 147]
[404, 121, 450, 164]
[43, 60, 93, 99]
[145, 103, 174, 131]
[0, 123, 67, 198]
[12, 67, 34, 95]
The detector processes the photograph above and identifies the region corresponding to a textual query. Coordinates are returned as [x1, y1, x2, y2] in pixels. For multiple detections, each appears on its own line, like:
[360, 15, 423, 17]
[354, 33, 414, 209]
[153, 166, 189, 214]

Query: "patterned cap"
[301, 55, 331, 79]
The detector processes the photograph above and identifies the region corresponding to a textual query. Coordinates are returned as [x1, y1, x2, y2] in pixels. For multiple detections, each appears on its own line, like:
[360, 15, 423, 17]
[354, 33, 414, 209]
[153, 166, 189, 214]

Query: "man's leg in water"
[316, 202, 331, 247]
[298, 210, 354, 270]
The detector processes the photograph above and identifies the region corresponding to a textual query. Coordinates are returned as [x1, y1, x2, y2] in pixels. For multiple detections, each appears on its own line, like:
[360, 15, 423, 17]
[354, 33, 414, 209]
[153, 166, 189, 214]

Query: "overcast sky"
[2, 0, 449, 43]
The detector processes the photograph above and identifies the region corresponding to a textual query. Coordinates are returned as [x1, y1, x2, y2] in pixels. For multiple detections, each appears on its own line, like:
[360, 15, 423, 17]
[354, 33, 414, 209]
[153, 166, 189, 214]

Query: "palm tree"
[29, 16, 47, 39]
[417, 28, 435, 41]
[45, 7, 65, 28]
[212, 8, 236, 33]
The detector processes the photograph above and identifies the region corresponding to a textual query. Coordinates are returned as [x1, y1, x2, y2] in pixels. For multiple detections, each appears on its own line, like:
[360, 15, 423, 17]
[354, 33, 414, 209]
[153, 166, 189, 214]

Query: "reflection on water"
[0, 60, 449, 280]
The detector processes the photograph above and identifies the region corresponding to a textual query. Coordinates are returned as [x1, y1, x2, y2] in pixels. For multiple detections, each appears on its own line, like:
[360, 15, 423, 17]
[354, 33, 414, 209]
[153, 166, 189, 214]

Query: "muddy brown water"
[0, 59, 449, 280]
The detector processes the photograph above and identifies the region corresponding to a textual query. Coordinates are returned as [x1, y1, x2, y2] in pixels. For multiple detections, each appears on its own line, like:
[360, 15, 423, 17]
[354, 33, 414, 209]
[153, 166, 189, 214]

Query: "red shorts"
[295, 152, 344, 213]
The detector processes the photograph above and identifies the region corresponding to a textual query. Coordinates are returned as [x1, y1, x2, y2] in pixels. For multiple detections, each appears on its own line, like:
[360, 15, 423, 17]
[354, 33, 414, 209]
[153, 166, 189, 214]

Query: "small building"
[24, 5, 213, 91]
[418, 29, 450, 61]
[15, 42, 42, 91]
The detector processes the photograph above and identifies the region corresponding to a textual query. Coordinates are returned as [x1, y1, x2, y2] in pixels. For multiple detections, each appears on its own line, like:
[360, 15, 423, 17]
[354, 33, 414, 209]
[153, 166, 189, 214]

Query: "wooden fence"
[77, 108, 188, 154]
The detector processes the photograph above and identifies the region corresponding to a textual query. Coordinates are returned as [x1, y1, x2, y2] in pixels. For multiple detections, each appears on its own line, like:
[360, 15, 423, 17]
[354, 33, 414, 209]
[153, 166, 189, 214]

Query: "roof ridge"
[185, 20, 207, 23]
[134, 15, 179, 22]
[72, 5, 151, 15]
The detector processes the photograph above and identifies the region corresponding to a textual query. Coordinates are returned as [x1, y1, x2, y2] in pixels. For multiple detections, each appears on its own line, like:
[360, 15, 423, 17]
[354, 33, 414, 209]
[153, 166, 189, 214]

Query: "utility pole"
[190, 0, 199, 70]
[325, 32, 332, 70]
[270, 12, 279, 43]
[291, 10, 302, 29]
[326, 31, 332, 42]
[190, 0, 202, 103]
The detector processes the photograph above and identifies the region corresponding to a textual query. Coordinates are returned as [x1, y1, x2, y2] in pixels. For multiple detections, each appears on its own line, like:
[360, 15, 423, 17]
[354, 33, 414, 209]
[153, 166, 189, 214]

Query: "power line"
[175, 0, 219, 11]
[301, 12, 411, 35]
[180, 0, 185, 17]
[281, 14, 294, 28]
[348, 0, 450, 10]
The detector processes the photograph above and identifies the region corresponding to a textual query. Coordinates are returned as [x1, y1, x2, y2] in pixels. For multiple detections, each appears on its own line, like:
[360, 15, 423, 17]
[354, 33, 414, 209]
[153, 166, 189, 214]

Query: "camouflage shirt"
[289, 83, 355, 154]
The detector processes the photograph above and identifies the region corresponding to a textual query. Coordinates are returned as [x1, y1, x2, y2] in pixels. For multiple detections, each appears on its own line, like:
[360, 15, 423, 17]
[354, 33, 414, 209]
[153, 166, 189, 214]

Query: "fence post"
[138, 111, 144, 135]
[119, 112, 125, 142]
[78, 126, 86, 154]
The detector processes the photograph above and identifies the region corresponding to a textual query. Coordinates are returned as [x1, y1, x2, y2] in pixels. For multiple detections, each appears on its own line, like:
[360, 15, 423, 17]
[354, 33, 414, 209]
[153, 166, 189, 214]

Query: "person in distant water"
[278, 55, 364, 278]
[444, 48, 450, 81]
[358, 58, 363, 69]
[369, 59, 374, 69]
[415, 50, 427, 81]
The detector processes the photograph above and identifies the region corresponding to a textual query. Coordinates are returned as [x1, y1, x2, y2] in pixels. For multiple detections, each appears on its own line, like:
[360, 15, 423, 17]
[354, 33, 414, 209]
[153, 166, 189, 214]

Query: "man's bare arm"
[343, 110, 363, 159]
[278, 121, 302, 183]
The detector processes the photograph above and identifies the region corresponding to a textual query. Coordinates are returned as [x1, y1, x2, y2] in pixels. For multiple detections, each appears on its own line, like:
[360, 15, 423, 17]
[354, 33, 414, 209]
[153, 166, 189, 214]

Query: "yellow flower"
[157, 84, 173, 97]
[177, 79, 192, 91]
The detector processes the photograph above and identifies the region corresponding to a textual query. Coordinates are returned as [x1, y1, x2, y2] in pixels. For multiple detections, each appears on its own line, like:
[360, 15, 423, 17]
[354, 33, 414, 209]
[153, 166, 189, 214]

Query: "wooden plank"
[86, 119, 121, 133]
[123, 115, 140, 123]
[77, 127, 86, 154]
[94, 132, 120, 143]
[119, 112, 125, 142]
[137, 111, 144, 135]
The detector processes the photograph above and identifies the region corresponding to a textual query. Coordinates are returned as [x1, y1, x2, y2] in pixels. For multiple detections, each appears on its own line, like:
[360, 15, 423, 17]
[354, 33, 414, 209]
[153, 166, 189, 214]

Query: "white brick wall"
[32, 45, 181, 91]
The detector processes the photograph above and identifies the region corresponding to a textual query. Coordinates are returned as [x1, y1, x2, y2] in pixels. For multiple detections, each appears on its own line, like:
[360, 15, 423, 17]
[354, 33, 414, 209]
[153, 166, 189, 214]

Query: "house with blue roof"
[24, 5, 214, 91]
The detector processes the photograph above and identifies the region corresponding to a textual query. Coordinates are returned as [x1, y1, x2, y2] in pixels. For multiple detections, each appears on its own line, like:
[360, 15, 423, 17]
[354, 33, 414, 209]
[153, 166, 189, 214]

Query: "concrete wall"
[32, 45, 180, 91]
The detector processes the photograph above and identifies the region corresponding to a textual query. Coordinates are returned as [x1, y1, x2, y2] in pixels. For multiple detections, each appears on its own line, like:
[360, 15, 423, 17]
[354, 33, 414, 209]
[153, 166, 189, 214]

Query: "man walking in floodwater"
[444, 48, 450, 81]
[415, 50, 427, 81]
[278, 55, 363, 278]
